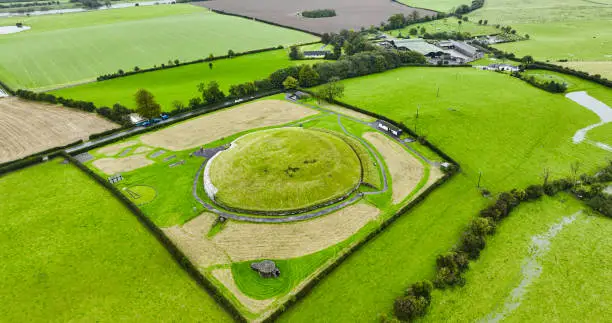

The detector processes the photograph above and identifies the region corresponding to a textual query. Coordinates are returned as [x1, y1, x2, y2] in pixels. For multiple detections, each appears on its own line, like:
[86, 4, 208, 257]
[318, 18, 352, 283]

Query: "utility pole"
[416, 105, 420, 119]
[477, 171, 482, 188]
[436, 87, 440, 98]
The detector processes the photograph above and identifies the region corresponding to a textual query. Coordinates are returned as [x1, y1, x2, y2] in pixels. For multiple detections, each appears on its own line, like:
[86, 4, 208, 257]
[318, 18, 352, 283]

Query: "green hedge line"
[61, 152, 246, 322]
[300, 90, 461, 167]
[526, 62, 612, 88]
[263, 172, 454, 322]
[208, 8, 322, 37]
[68, 89, 282, 156]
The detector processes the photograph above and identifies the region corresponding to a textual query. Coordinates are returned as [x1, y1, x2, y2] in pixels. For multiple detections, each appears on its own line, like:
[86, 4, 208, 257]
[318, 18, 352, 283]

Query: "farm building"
[437, 40, 483, 60]
[376, 120, 402, 137]
[303, 50, 330, 58]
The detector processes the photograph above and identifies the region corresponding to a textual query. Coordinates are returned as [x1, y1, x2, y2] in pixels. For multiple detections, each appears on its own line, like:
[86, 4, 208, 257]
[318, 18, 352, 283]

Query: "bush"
[525, 184, 544, 200]
[302, 9, 336, 18]
[394, 295, 429, 321]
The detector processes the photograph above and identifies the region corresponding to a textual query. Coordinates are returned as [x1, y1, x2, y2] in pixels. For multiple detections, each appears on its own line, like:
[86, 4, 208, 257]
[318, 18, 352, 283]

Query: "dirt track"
[0, 97, 117, 163]
[195, 0, 436, 34]
[140, 100, 317, 151]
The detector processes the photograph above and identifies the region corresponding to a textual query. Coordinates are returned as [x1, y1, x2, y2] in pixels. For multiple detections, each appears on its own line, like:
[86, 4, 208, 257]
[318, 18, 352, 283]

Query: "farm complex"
[0, 0, 610, 322]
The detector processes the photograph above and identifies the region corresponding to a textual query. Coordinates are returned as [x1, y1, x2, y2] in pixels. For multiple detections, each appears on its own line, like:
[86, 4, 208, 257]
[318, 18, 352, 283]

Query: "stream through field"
[479, 211, 582, 323]
[566, 91, 612, 152]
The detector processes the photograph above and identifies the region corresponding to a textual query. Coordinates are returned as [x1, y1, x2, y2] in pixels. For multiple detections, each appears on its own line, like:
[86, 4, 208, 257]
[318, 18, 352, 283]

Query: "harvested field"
[320, 103, 376, 122]
[212, 203, 380, 261]
[163, 214, 230, 268]
[363, 132, 424, 204]
[92, 155, 153, 174]
[559, 61, 612, 80]
[212, 268, 275, 313]
[0, 97, 117, 163]
[97, 140, 139, 156]
[140, 100, 318, 151]
[195, 0, 435, 34]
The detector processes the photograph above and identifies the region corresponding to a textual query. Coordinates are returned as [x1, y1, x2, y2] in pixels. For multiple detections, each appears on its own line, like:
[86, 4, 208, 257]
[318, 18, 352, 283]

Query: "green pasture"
[387, 17, 498, 38]
[331, 67, 611, 192]
[522, 69, 612, 104]
[52, 49, 299, 111]
[397, 0, 468, 12]
[0, 160, 231, 321]
[589, 123, 612, 146]
[0, 4, 317, 90]
[469, 0, 612, 63]
[278, 67, 611, 321]
[232, 250, 332, 300]
[425, 195, 611, 322]
[210, 128, 361, 212]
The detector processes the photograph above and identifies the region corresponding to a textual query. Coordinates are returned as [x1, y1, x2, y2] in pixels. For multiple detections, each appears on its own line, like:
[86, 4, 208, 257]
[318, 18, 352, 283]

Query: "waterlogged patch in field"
[424, 195, 611, 322]
[0, 4, 317, 90]
[0, 160, 231, 321]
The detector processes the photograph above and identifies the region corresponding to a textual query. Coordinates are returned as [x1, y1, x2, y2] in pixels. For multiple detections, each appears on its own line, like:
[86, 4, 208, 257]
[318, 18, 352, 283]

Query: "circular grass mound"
[123, 185, 156, 206]
[207, 128, 361, 213]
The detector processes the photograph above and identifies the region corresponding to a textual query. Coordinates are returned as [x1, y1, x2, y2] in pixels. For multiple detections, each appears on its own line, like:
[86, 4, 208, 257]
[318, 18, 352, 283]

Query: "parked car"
[160, 114, 169, 120]
[137, 120, 151, 127]
[151, 118, 162, 124]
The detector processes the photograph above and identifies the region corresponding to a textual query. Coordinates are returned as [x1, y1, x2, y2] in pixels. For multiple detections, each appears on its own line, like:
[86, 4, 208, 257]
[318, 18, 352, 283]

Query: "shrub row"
[511, 72, 567, 93]
[396, 161, 612, 321]
[96, 45, 284, 81]
[61, 152, 246, 322]
[301, 9, 336, 18]
[68, 89, 281, 156]
[525, 62, 612, 88]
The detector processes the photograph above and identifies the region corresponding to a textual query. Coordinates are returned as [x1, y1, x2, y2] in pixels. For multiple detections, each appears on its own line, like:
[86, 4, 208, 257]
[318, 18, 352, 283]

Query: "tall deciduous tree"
[298, 65, 320, 87]
[316, 77, 344, 101]
[134, 89, 161, 119]
[282, 76, 299, 90]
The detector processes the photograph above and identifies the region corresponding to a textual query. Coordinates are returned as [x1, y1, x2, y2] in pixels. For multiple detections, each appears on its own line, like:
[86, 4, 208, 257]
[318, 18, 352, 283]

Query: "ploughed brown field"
[194, 0, 436, 34]
[0, 97, 117, 163]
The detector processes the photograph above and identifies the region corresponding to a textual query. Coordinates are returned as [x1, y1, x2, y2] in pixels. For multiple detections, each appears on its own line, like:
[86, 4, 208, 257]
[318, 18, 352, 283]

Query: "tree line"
[392, 161, 612, 321]
[301, 9, 336, 18]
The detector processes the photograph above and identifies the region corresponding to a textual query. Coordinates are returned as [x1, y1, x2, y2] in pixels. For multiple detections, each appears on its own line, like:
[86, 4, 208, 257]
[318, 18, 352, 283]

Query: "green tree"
[282, 76, 299, 90]
[394, 295, 429, 321]
[316, 77, 344, 101]
[134, 89, 161, 119]
[198, 81, 225, 104]
[298, 65, 320, 87]
[228, 49, 235, 57]
[289, 46, 302, 60]
[521, 55, 534, 64]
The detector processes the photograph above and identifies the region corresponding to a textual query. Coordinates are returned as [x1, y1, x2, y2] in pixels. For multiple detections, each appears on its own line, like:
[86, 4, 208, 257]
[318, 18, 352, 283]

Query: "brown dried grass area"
[0, 97, 117, 163]
[140, 100, 317, 151]
[212, 203, 380, 261]
[558, 61, 612, 80]
[363, 132, 424, 204]
[195, 0, 435, 34]
[320, 103, 376, 122]
[211, 268, 274, 313]
[163, 214, 230, 268]
[92, 154, 153, 174]
[97, 140, 140, 156]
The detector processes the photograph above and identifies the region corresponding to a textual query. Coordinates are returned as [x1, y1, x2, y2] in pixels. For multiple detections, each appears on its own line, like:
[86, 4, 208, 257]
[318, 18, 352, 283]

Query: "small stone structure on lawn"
[250, 260, 280, 278]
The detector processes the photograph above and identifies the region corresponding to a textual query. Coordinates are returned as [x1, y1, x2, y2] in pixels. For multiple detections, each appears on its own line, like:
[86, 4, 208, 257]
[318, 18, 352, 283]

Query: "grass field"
[589, 123, 612, 146]
[424, 195, 611, 322]
[52, 50, 303, 111]
[469, 0, 612, 66]
[277, 67, 611, 321]
[208, 128, 361, 212]
[397, 0, 468, 12]
[0, 160, 231, 321]
[386, 17, 499, 37]
[0, 4, 317, 90]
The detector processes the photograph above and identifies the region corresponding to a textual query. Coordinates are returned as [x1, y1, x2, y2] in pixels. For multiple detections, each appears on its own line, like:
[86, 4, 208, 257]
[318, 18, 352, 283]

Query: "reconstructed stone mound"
[250, 260, 280, 278]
